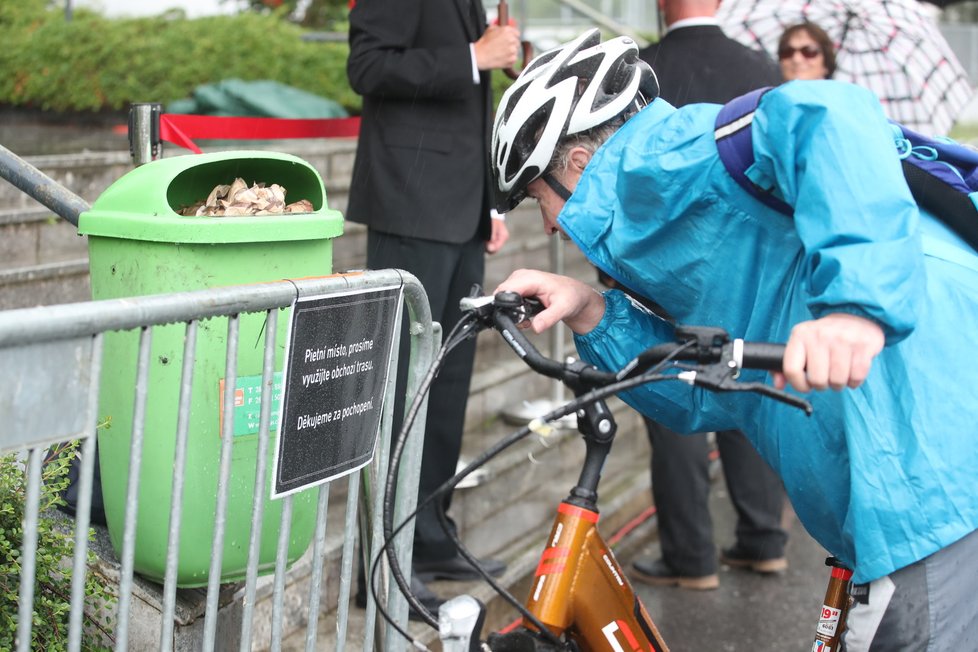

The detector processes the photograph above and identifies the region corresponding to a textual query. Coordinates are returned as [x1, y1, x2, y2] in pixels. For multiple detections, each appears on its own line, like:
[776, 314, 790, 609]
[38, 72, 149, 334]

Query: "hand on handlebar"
[775, 312, 884, 393]
[461, 288, 812, 413]
[494, 269, 606, 335]
[494, 273, 882, 398]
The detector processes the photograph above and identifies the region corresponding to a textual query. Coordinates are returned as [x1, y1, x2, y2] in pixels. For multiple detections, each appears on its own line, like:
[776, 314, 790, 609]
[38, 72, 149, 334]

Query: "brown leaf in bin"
[285, 199, 314, 213]
[177, 201, 205, 216]
[178, 177, 313, 217]
[205, 183, 232, 207]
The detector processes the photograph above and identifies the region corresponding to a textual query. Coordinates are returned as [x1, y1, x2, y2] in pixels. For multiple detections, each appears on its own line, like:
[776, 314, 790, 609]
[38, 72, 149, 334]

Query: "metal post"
[128, 103, 163, 167]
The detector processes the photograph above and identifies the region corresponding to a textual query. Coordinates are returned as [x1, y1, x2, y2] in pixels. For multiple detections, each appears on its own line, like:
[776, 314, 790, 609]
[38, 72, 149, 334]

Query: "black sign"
[272, 285, 402, 497]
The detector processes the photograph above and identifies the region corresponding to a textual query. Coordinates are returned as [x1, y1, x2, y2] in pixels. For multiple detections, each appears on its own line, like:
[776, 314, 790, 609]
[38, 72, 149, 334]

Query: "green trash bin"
[77, 151, 344, 586]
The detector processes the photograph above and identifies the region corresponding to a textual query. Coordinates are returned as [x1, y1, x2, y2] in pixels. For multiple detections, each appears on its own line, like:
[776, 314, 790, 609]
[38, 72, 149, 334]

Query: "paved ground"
[620, 477, 832, 652]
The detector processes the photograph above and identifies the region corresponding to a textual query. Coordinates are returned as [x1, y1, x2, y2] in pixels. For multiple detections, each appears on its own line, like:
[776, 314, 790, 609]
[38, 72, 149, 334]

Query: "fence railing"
[0, 270, 434, 651]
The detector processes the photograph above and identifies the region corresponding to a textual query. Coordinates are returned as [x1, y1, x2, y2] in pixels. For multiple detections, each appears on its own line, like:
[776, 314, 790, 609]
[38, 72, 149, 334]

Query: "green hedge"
[0, 1, 515, 116]
[0, 1, 358, 113]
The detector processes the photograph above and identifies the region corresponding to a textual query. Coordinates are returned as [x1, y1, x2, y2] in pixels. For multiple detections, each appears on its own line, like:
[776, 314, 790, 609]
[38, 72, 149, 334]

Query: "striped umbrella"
[716, 0, 973, 135]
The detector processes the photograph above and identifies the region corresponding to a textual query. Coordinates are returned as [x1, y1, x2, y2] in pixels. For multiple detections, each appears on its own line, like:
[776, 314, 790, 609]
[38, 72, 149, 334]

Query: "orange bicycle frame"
[520, 501, 669, 651]
[512, 507, 854, 652]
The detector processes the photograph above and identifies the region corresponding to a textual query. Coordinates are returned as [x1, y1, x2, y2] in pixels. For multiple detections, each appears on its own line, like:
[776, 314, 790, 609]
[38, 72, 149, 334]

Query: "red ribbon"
[158, 114, 361, 153]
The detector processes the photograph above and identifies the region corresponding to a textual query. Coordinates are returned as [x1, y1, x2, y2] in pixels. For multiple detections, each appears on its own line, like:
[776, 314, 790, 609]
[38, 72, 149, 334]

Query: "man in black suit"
[628, 0, 788, 590]
[346, 0, 520, 608]
[640, 0, 781, 105]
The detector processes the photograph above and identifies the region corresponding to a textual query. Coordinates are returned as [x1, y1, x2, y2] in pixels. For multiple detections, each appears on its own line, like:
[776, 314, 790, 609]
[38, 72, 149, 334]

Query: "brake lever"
[459, 294, 495, 317]
[727, 381, 813, 415]
[461, 291, 543, 329]
[679, 366, 813, 416]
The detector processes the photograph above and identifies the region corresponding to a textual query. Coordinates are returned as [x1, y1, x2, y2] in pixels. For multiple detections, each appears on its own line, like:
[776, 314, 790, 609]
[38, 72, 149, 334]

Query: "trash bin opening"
[167, 157, 324, 217]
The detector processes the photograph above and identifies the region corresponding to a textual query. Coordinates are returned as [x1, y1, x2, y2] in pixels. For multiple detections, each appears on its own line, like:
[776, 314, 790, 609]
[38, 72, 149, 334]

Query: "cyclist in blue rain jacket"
[491, 29, 978, 651]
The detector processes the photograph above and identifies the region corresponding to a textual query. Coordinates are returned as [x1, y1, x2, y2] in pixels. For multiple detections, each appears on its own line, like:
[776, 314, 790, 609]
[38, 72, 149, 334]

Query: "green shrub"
[239, 0, 349, 30]
[0, 0, 49, 27]
[0, 443, 114, 651]
[0, 7, 357, 113]
[0, 4, 522, 116]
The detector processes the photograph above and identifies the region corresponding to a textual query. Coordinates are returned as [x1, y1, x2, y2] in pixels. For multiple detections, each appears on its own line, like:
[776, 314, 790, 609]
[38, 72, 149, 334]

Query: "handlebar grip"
[740, 342, 785, 372]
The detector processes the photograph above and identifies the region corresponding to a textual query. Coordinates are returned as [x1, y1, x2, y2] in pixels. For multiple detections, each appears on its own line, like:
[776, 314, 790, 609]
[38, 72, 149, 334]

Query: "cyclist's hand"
[494, 269, 605, 334]
[774, 313, 884, 392]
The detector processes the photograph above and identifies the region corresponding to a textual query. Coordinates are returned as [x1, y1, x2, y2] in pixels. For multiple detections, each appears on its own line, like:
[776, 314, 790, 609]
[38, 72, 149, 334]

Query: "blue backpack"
[714, 87, 978, 252]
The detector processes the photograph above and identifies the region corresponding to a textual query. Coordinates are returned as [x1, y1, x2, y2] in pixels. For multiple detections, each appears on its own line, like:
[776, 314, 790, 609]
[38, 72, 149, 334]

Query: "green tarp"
[168, 79, 348, 118]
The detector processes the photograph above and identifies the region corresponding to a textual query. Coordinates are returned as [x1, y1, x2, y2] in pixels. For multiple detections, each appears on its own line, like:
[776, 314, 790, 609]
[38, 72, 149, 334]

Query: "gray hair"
[548, 122, 623, 175]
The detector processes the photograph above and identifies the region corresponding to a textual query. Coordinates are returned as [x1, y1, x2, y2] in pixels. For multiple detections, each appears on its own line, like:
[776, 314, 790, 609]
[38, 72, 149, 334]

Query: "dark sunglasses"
[778, 45, 822, 60]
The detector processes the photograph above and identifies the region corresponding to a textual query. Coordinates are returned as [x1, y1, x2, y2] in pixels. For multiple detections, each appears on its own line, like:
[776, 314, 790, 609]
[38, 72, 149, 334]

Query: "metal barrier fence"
[0, 270, 435, 651]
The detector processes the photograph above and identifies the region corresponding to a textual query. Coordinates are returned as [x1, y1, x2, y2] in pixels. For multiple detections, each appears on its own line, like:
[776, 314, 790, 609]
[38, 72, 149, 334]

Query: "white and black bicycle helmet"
[491, 28, 659, 212]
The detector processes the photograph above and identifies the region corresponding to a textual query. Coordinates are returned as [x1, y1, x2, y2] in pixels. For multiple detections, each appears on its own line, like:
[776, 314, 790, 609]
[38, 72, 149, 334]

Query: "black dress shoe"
[355, 575, 444, 621]
[719, 544, 788, 574]
[414, 554, 506, 582]
[631, 557, 719, 590]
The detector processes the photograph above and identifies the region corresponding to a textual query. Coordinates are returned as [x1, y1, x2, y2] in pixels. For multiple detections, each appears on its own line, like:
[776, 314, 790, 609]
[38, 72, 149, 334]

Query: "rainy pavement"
[619, 476, 833, 652]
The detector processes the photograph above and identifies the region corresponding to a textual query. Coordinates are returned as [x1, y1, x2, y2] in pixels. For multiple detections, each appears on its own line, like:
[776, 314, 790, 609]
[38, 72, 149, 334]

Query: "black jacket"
[640, 24, 782, 107]
[346, 0, 493, 244]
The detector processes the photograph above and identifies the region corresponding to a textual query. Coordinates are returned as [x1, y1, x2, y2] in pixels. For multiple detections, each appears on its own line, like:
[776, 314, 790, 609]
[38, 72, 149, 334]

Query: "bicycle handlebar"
[460, 291, 812, 414]
[493, 308, 618, 387]
[381, 291, 811, 650]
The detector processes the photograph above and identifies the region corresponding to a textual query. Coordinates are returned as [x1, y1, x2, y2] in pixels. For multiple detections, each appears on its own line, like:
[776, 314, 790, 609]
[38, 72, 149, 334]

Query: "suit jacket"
[639, 25, 782, 107]
[346, 0, 493, 244]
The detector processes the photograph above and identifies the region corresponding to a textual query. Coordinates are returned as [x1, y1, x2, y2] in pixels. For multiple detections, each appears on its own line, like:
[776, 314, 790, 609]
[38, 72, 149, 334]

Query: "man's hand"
[774, 313, 885, 393]
[494, 269, 605, 334]
[486, 218, 509, 254]
[474, 24, 521, 71]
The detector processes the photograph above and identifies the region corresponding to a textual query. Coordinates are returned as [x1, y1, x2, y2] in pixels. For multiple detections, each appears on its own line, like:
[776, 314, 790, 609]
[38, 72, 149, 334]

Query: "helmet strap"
[541, 172, 573, 201]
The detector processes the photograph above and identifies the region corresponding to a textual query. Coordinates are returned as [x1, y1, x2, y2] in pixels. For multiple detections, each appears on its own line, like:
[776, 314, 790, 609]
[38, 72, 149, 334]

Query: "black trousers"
[366, 229, 485, 564]
[646, 418, 787, 576]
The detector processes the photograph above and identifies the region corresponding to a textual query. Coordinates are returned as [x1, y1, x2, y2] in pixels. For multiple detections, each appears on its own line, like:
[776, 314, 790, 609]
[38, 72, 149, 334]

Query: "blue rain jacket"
[559, 80, 978, 584]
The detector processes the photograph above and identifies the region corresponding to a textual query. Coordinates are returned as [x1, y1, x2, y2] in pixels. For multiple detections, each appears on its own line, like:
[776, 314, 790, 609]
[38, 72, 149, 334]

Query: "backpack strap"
[891, 124, 978, 251]
[714, 86, 793, 216]
[901, 158, 978, 252]
[715, 89, 978, 253]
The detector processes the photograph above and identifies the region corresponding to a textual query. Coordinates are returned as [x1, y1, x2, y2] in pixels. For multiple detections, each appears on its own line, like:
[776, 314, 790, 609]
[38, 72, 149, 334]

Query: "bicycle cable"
[368, 309, 485, 642]
[369, 295, 801, 649]
[426, 342, 697, 639]
[374, 338, 699, 648]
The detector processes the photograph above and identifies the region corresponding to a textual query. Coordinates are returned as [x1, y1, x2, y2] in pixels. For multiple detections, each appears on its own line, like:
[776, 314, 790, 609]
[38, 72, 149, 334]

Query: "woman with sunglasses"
[778, 22, 836, 81]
